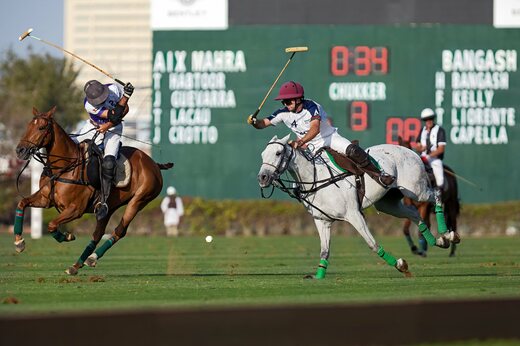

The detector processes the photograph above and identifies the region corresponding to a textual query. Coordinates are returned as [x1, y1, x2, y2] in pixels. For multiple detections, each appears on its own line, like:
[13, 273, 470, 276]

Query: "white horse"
[257, 135, 460, 279]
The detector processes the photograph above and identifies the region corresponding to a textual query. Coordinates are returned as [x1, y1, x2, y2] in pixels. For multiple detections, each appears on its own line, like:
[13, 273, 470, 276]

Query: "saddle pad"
[324, 148, 363, 175]
[114, 154, 131, 188]
[79, 142, 131, 188]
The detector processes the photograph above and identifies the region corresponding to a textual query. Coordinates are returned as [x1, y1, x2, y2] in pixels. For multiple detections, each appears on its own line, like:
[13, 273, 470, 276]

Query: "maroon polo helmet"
[274, 81, 304, 100]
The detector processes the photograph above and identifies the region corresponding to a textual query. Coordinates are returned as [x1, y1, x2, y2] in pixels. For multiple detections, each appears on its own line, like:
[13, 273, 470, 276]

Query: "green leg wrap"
[315, 259, 328, 279]
[418, 221, 437, 246]
[51, 231, 67, 243]
[377, 246, 397, 267]
[435, 204, 448, 234]
[14, 209, 24, 236]
[78, 240, 97, 264]
[95, 237, 115, 259]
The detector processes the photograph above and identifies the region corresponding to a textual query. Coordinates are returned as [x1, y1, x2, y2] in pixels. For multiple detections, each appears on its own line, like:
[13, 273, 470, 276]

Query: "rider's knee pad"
[102, 155, 116, 174]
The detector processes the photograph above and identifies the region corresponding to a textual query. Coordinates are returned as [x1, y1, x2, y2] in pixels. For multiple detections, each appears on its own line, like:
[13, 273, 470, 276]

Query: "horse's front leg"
[347, 209, 411, 277]
[313, 218, 332, 279]
[13, 191, 52, 253]
[46, 204, 85, 243]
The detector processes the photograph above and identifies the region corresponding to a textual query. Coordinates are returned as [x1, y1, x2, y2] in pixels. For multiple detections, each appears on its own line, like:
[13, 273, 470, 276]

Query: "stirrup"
[94, 202, 109, 220]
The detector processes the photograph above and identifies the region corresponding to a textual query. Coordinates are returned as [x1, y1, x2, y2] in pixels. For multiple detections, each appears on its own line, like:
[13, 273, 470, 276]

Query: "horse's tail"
[157, 162, 174, 170]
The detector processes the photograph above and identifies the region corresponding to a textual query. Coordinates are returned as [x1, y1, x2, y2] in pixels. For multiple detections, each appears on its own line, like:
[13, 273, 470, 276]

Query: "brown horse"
[14, 106, 173, 275]
[398, 137, 460, 257]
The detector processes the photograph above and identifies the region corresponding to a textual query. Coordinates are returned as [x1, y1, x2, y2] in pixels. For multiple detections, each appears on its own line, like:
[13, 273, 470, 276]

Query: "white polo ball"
[205, 235, 213, 243]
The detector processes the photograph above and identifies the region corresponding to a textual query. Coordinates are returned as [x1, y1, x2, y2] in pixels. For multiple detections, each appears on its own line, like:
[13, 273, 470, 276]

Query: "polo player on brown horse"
[14, 103, 173, 275]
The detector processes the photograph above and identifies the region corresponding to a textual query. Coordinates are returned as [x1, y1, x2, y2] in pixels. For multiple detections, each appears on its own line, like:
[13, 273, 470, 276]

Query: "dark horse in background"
[398, 137, 460, 257]
[14, 107, 173, 275]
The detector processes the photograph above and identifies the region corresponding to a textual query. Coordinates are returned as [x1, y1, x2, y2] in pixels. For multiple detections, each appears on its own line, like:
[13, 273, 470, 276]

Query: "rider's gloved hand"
[124, 82, 134, 98]
[247, 115, 257, 126]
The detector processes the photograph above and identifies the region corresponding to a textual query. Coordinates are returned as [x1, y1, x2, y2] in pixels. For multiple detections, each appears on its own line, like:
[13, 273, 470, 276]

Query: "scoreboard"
[152, 25, 520, 203]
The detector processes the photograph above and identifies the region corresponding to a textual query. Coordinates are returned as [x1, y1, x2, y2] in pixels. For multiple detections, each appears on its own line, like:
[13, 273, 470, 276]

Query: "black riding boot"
[96, 155, 116, 220]
[345, 144, 395, 188]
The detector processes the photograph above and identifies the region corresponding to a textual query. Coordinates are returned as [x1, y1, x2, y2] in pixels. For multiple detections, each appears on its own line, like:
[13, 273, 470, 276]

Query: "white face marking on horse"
[33, 119, 37, 125]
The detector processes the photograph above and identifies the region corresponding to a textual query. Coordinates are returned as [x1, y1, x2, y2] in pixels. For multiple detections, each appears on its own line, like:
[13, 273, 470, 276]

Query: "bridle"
[260, 140, 355, 220]
[18, 115, 55, 157]
[261, 141, 294, 180]
[16, 115, 92, 199]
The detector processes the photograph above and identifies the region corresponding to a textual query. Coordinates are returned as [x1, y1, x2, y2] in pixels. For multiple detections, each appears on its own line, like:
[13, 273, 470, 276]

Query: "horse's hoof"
[14, 239, 26, 253]
[84, 254, 98, 267]
[435, 236, 450, 249]
[395, 258, 412, 277]
[65, 266, 79, 276]
[446, 231, 461, 244]
[64, 232, 76, 242]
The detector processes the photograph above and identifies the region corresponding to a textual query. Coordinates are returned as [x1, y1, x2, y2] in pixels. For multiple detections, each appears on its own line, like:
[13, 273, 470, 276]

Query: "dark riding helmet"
[274, 81, 304, 100]
[84, 80, 109, 106]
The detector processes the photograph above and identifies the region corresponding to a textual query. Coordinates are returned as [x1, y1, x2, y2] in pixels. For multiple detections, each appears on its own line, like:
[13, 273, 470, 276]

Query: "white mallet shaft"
[17, 28, 125, 86]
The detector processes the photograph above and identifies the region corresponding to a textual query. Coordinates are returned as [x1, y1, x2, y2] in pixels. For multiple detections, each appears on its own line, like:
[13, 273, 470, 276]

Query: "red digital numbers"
[350, 101, 368, 131]
[385, 117, 421, 144]
[331, 46, 388, 76]
[331, 46, 349, 76]
[372, 47, 388, 75]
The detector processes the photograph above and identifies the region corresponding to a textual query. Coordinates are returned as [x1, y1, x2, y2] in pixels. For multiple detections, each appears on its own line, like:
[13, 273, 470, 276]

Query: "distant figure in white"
[160, 186, 184, 237]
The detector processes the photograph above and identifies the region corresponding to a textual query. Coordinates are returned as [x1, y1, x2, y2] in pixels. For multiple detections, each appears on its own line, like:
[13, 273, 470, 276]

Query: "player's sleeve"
[267, 108, 286, 126]
[109, 83, 124, 99]
[416, 128, 423, 143]
[437, 127, 447, 146]
[307, 100, 322, 121]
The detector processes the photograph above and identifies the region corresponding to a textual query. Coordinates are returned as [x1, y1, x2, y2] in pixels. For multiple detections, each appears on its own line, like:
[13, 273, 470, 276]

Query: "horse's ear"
[280, 134, 291, 143]
[47, 106, 57, 118]
[397, 136, 403, 146]
[32, 107, 39, 116]
[270, 135, 278, 142]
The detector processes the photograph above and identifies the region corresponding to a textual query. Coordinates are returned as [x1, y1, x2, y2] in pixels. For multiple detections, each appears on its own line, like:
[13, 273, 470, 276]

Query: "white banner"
[151, 0, 228, 30]
[494, 0, 520, 27]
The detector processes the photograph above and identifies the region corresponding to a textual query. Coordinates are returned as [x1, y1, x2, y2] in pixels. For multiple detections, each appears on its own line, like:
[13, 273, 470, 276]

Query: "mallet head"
[285, 46, 309, 53]
[19, 28, 33, 41]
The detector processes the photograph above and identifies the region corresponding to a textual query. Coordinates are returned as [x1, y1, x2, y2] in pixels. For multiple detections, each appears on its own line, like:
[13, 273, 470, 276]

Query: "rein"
[16, 116, 94, 198]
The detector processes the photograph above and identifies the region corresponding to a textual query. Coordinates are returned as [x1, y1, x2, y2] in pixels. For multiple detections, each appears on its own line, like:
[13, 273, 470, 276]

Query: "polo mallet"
[443, 168, 482, 191]
[18, 28, 125, 86]
[251, 46, 309, 119]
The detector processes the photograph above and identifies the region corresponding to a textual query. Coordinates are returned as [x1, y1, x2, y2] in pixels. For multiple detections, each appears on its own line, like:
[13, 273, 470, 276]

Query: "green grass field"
[1, 234, 519, 315]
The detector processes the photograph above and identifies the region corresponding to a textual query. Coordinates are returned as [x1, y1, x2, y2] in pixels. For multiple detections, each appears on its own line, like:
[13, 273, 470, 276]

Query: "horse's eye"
[275, 152, 282, 156]
[38, 126, 47, 131]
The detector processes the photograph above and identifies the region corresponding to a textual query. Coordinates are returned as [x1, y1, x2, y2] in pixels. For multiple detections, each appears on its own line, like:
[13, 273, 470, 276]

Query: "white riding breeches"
[319, 132, 352, 155]
[72, 121, 123, 158]
[428, 157, 444, 188]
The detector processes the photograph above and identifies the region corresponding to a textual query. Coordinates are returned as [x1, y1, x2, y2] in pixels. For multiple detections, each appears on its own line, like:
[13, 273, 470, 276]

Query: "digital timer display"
[331, 45, 415, 144]
[331, 46, 388, 76]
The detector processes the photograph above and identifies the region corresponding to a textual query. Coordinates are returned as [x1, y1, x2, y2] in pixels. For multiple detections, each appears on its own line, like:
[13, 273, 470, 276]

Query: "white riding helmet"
[166, 186, 176, 195]
[420, 108, 436, 121]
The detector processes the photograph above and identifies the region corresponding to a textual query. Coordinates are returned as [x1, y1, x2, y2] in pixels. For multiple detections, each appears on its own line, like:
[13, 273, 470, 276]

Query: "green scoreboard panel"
[152, 25, 520, 203]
